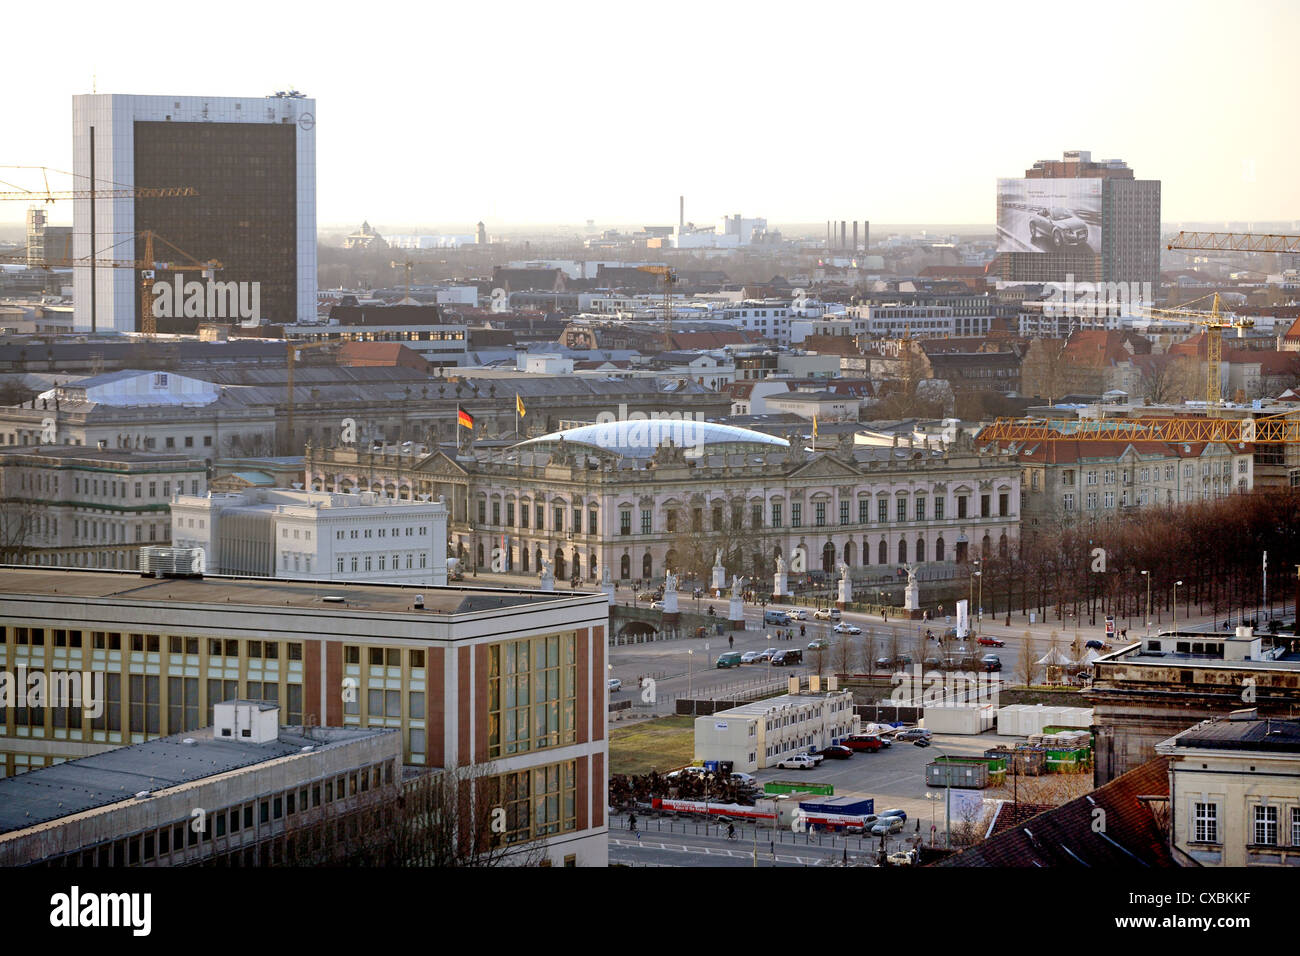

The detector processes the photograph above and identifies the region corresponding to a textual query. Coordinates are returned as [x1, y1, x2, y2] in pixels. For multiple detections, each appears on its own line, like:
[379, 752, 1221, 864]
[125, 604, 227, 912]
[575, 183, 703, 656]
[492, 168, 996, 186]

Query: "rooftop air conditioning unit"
[138, 546, 205, 579]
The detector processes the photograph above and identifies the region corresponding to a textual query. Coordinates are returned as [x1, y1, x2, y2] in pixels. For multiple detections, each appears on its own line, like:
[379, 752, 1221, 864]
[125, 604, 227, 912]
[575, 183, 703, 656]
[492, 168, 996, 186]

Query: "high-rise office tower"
[72, 92, 317, 333]
[997, 150, 1160, 293]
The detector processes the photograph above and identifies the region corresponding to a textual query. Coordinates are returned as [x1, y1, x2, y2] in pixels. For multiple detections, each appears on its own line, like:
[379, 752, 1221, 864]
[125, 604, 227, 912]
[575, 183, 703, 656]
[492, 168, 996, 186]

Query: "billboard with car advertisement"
[997, 178, 1102, 255]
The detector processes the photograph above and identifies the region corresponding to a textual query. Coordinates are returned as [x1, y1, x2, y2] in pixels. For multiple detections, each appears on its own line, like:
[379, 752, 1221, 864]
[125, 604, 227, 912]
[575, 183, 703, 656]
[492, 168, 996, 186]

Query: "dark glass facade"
[133, 121, 297, 333]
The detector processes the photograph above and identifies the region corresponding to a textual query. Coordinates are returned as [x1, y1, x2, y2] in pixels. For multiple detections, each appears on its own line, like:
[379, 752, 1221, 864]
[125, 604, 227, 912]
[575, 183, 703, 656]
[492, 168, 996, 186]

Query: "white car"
[776, 754, 818, 771]
[813, 608, 835, 620]
[608, 678, 622, 692]
[833, 622, 862, 634]
[791, 608, 809, 621]
[730, 772, 758, 787]
[871, 816, 905, 835]
[650, 601, 664, 610]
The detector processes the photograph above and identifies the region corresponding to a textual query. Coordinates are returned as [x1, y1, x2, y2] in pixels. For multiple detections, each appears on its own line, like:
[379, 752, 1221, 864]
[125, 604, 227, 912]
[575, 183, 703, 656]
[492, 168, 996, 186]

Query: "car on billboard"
[1027, 206, 1090, 249]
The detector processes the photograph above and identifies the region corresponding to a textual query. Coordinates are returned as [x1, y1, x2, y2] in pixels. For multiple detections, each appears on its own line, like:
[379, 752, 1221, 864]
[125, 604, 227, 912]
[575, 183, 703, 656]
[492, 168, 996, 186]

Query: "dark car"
[1028, 206, 1090, 248]
[981, 654, 1002, 672]
[913, 738, 932, 747]
[818, 745, 854, 760]
[771, 649, 803, 666]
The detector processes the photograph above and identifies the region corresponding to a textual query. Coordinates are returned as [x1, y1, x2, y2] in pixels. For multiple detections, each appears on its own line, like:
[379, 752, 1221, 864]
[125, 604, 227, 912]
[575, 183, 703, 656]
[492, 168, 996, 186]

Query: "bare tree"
[1017, 633, 1041, 687]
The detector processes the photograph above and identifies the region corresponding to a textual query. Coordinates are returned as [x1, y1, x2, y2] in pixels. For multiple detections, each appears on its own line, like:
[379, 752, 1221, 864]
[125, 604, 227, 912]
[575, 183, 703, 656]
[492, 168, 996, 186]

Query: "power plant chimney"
[679, 195, 684, 233]
[841, 220, 847, 249]
[853, 221, 858, 252]
[864, 220, 870, 252]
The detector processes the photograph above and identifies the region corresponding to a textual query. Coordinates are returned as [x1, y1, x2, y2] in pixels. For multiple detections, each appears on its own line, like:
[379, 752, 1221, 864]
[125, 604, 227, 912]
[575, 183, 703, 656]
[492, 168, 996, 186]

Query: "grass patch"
[609, 714, 696, 776]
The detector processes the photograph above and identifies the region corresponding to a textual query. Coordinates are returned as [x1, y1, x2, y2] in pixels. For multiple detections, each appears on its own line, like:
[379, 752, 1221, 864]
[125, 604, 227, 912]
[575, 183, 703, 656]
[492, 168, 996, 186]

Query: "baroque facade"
[305, 422, 1020, 586]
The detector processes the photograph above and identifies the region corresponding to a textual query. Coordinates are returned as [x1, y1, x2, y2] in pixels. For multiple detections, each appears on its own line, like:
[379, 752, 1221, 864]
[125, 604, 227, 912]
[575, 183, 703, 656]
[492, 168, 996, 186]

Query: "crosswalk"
[609, 837, 827, 866]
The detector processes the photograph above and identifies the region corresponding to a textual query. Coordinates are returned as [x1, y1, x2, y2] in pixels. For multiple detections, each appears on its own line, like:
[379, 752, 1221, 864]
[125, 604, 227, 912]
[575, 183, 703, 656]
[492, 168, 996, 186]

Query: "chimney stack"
[679, 195, 684, 233]
[853, 221, 858, 252]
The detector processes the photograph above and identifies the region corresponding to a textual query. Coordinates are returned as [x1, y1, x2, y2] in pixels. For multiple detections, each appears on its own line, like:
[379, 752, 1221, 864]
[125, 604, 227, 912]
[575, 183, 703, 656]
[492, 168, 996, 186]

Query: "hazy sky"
[5, 0, 1299, 231]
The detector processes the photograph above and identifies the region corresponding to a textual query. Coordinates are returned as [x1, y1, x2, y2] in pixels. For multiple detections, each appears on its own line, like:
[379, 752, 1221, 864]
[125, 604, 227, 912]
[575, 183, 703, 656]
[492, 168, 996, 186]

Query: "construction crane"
[636, 265, 678, 351]
[285, 340, 335, 455]
[1168, 231, 1300, 255]
[1132, 292, 1253, 407]
[979, 413, 1300, 446]
[0, 166, 197, 202]
[0, 230, 222, 336]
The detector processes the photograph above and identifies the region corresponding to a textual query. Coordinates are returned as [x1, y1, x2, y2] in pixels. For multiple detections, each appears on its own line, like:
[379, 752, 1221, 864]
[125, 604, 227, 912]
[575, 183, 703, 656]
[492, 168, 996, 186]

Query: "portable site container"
[764, 780, 835, 796]
[1045, 748, 1093, 773]
[798, 796, 875, 817]
[927, 759, 997, 789]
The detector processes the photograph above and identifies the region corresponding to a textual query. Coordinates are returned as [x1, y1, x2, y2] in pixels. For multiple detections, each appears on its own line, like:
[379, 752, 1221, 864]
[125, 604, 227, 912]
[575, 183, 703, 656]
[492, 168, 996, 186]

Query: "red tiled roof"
[938, 757, 1173, 867]
[986, 801, 1055, 838]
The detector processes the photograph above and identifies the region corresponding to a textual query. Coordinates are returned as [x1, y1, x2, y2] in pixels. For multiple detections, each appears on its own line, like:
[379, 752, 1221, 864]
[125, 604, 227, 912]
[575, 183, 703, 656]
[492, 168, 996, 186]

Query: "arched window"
[878, 540, 887, 565]
[898, 540, 907, 564]
[999, 533, 1008, 559]
[916, 538, 926, 562]
[620, 553, 631, 579]
[642, 552, 653, 580]
[935, 537, 945, 562]
[822, 542, 835, 573]
[522, 548, 530, 572]
[554, 548, 567, 580]
[843, 541, 856, 566]
[982, 534, 992, 560]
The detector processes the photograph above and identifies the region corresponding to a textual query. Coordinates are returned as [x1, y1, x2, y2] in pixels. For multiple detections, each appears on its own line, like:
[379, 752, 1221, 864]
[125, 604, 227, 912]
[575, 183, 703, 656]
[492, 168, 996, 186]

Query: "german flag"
[457, 406, 474, 430]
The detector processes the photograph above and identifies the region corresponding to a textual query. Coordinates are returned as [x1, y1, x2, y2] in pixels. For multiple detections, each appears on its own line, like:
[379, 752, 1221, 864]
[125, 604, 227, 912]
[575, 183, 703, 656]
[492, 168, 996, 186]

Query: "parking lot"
[751, 728, 1029, 841]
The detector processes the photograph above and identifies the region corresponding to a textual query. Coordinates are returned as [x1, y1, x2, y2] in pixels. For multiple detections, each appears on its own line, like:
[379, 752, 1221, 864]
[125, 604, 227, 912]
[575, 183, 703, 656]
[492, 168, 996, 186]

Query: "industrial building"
[692, 690, 859, 773]
[0, 566, 611, 864]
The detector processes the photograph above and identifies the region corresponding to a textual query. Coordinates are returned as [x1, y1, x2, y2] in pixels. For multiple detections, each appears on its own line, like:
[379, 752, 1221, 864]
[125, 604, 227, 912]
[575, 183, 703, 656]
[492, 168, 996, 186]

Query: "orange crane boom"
[978, 413, 1300, 445]
[0, 166, 197, 202]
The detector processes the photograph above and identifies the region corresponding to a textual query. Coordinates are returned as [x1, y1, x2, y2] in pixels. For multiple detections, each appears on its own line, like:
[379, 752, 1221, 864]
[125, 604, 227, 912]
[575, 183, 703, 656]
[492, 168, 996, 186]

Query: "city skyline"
[5, 0, 1299, 228]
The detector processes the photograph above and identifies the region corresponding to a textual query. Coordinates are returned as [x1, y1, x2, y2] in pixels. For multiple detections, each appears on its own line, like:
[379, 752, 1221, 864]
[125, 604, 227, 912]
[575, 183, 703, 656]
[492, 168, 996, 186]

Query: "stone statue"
[540, 556, 553, 578]
[776, 553, 786, 575]
[664, 568, 678, 593]
[903, 563, 918, 588]
[838, 561, 850, 581]
[731, 574, 744, 597]
[601, 564, 612, 586]
[714, 548, 724, 568]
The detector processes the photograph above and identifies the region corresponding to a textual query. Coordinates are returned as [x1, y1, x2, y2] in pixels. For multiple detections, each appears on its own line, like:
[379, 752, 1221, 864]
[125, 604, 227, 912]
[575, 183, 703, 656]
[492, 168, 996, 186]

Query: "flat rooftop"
[713, 692, 848, 719]
[1168, 716, 1300, 754]
[0, 723, 395, 836]
[0, 567, 604, 616]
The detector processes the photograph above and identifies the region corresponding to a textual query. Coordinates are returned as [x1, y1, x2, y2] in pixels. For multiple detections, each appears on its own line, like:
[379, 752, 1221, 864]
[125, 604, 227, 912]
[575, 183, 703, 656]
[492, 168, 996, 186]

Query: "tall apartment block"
[997, 150, 1160, 294]
[72, 93, 317, 333]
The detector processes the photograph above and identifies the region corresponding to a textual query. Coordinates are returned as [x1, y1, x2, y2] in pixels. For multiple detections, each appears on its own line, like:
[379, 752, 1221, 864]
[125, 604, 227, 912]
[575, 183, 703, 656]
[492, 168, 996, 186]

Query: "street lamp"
[1174, 580, 1183, 635]
[1141, 570, 1151, 637]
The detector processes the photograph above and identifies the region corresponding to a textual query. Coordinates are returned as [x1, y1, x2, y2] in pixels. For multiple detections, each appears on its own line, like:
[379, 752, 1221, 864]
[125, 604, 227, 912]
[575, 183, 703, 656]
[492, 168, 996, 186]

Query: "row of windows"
[1194, 802, 1300, 848]
[37, 761, 396, 866]
[487, 634, 578, 759]
[334, 553, 427, 573]
[333, 526, 427, 540]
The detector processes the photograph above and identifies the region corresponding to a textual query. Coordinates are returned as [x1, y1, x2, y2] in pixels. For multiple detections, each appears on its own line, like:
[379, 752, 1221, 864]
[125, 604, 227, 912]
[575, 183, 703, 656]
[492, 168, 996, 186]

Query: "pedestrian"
[628, 813, 637, 831]
[728, 634, 734, 650]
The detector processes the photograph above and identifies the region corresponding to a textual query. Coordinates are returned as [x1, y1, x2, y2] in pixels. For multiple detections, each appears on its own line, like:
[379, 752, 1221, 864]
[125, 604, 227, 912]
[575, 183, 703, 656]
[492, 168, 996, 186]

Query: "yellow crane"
[1133, 292, 1253, 407]
[1167, 231, 1300, 255]
[0, 230, 222, 336]
[0, 165, 198, 202]
[979, 413, 1300, 445]
[636, 264, 678, 351]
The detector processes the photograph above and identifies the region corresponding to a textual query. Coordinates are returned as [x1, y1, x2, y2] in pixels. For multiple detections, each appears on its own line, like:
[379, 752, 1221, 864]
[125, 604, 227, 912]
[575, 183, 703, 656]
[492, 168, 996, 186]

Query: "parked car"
[897, 655, 913, 667]
[871, 817, 905, 835]
[875, 735, 892, 748]
[842, 734, 883, 752]
[878, 809, 908, 823]
[833, 622, 862, 634]
[740, 650, 764, 664]
[1028, 205, 1090, 249]
[650, 601, 664, 610]
[818, 745, 854, 760]
[875, 656, 896, 669]
[757, 647, 778, 661]
[913, 738, 932, 748]
[607, 677, 622, 692]
[981, 654, 1002, 672]
[771, 649, 803, 666]
[776, 754, 818, 770]
[807, 639, 831, 650]
[730, 772, 758, 787]
[977, 637, 1005, 647]
[923, 656, 944, 669]
[896, 727, 932, 741]
[763, 610, 792, 626]
[716, 652, 744, 669]
[803, 750, 825, 765]
[791, 608, 809, 621]
[1085, 640, 1111, 650]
